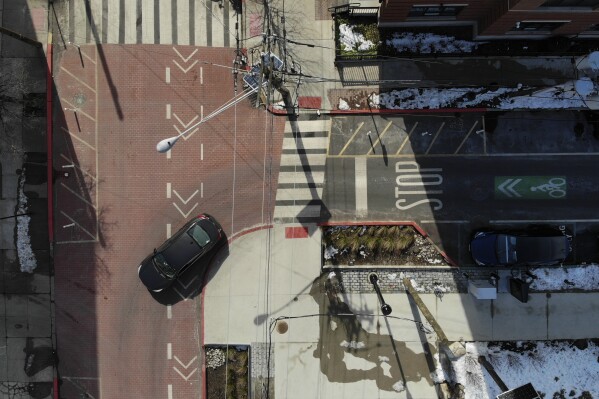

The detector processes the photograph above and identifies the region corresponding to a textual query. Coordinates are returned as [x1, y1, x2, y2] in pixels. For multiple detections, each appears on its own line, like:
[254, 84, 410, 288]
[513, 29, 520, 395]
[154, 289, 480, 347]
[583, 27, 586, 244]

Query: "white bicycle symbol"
[530, 178, 566, 198]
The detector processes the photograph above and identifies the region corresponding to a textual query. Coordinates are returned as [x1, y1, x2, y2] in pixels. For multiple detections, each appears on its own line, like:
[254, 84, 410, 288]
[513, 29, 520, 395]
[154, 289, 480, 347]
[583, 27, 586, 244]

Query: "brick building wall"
[378, 0, 599, 39]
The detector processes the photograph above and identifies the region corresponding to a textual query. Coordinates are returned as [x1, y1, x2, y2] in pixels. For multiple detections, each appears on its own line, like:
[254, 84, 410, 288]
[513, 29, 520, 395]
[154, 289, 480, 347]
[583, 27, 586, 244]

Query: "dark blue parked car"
[470, 230, 571, 266]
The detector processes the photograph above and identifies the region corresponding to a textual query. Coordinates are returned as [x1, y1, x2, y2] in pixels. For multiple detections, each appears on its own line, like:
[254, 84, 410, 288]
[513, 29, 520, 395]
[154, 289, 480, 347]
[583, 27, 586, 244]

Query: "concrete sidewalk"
[0, 0, 54, 398]
[203, 225, 599, 398]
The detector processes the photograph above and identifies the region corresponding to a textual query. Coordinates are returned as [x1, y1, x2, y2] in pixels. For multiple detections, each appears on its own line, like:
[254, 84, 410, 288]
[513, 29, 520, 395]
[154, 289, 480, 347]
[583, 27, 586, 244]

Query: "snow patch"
[338, 98, 350, 110]
[17, 167, 36, 273]
[392, 380, 405, 392]
[386, 32, 479, 54]
[340, 340, 365, 349]
[324, 246, 339, 260]
[436, 341, 599, 399]
[530, 264, 599, 291]
[339, 24, 375, 52]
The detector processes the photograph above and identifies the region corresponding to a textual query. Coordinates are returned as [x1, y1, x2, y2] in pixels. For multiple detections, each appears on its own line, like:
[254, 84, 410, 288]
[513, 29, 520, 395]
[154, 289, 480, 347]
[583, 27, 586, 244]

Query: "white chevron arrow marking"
[177, 275, 199, 290]
[173, 126, 199, 140]
[174, 355, 197, 369]
[173, 113, 199, 129]
[173, 202, 198, 218]
[498, 178, 522, 198]
[173, 366, 197, 381]
[173, 60, 199, 73]
[173, 286, 191, 301]
[173, 189, 198, 205]
[173, 47, 198, 63]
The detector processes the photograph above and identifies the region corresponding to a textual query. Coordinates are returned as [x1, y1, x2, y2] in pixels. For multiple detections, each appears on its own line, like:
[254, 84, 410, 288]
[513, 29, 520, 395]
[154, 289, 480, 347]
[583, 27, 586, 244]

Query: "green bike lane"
[323, 154, 599, 265]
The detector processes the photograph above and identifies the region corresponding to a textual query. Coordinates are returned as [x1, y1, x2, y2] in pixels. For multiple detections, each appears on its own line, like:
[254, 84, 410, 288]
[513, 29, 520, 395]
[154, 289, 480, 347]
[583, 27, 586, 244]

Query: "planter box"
[205, 344, 250, 399]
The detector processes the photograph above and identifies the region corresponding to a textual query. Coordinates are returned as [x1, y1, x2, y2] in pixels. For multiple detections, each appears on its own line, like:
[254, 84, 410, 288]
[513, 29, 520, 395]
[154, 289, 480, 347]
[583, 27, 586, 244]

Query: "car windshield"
[153, 253, 177, 278]
[496, 234, 517, 264]
[188, 224, 211, 248]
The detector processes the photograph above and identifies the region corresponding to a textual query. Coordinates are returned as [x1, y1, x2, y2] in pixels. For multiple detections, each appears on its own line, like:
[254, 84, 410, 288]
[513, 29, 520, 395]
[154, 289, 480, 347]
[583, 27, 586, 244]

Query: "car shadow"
[148, 238, 230, 305]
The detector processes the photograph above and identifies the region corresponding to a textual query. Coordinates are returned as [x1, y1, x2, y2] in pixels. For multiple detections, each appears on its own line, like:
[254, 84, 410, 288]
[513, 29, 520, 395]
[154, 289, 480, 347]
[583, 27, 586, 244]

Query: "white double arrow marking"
[177, 275, 199, 290]
[173, 189, 199, 217]
[173, 48, 198, 73]
[172, 113, 199, 139]
[498, 178, 522, 198]
[173, 275, 200, 300]
[173, 355, 198, 381]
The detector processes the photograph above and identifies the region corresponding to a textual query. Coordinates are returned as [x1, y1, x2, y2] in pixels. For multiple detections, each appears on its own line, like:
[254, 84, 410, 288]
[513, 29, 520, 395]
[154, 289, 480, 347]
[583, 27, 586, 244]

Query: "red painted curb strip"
[46, 40, 54, 244]
[330, 107, 488, 115]
[267, 104, 489, 115]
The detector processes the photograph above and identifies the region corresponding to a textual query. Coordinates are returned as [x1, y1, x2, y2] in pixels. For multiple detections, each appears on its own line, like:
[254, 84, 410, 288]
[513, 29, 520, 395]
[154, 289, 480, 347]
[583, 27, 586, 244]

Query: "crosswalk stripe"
[284, 120, 331, 133]
[125, 0, 136, 44]
[178, 0, 190, 45]
[275, 188, 324, 201]
[142, 0, 154, 43]
[277, 172, 325, 185]
[159, 0, 172, 44]
[195, 0, 207, 46]
[280, 153, 327, 166]
[282, 137, 329, 150]
[273, 205, 322, 219]
[273, 118, 330, 223]
[69, 0, 238, 45]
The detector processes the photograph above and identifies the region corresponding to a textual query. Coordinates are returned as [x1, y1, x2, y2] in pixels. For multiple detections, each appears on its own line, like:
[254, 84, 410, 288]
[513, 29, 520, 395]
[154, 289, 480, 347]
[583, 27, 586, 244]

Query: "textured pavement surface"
[52, 44, 284, 397]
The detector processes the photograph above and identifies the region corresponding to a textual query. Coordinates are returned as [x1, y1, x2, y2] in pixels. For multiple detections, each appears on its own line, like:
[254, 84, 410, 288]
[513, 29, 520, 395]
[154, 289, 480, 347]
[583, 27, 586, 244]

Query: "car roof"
[513, 235, 569, 263]
[159, 219, 217, 270]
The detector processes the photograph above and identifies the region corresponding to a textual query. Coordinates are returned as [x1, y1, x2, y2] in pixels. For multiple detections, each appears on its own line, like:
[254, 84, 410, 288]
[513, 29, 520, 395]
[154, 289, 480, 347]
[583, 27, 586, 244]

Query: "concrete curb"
[45, 24, 59, 399]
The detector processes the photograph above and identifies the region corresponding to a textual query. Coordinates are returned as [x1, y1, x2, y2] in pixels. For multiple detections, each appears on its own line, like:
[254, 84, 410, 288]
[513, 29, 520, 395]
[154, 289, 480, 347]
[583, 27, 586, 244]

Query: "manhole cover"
[73, 93, 87, 107]
[276, 321, 288, 334]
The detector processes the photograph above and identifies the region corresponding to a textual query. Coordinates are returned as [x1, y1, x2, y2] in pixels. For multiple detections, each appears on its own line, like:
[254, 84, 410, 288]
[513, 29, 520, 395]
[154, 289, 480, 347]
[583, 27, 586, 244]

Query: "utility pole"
[402, 278, 465, 360]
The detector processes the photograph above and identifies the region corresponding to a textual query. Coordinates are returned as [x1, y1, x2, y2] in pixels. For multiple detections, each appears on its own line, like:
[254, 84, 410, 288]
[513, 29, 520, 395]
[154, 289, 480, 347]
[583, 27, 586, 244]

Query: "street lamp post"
[369, 273, 392, 316]
[156, 83, 265, 153]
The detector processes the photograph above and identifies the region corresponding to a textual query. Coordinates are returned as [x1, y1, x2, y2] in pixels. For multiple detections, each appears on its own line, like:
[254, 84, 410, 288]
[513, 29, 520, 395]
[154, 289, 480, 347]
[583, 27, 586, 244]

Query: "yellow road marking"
[338, 122, 364, 156]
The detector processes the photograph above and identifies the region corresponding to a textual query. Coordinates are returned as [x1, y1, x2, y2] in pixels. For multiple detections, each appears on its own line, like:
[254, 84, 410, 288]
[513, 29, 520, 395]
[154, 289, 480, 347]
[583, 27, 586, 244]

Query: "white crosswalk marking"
[274, 119, 331, 223]
[69, 0, 239, 46]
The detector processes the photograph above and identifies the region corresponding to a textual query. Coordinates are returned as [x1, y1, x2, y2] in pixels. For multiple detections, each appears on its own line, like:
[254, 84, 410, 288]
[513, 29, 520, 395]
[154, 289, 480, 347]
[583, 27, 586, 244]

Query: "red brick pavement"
[53, 45, 284, 398]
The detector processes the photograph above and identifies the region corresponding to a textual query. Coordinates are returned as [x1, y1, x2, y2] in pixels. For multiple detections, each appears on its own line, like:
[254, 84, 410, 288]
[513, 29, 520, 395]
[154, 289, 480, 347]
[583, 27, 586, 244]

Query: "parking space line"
[338, 122, 364, 156]
[59, 182, 96, 208]
[80, 49, 97, 65]
[455, 120, 478, 154]
[59, 67, 97, 93]
[59, 127, 96, 150]
[367, 121, 393, 155]
[396, 122, 418, 155]
[481, 116, 487, 155]
[59, 211, 96, 239]
[425, 122, 446, 155]
[59, 154, 97, 181]
[62, 100, 96, 122]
